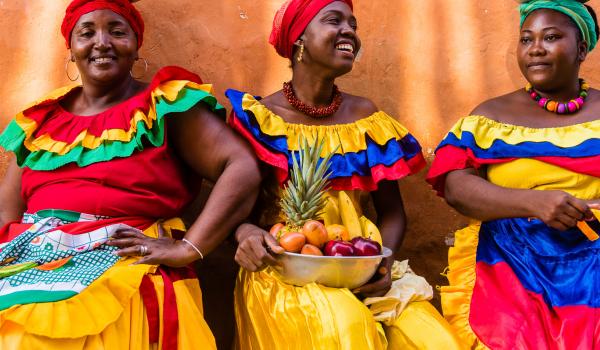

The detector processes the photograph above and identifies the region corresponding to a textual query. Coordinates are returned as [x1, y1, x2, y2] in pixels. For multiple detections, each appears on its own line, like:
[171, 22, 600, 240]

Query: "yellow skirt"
[235, 268, 465, 350]
[0, 221, 216, 350]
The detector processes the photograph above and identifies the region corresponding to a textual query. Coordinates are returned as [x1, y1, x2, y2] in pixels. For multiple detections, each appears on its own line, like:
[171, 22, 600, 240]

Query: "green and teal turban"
[519, 0, 597, 51]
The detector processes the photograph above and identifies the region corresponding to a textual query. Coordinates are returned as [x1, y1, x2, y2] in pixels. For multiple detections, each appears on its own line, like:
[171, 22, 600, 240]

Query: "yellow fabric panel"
[0, 219, 215, 350]
[235, 268, 463, 350]
[440, 222, 490, 350]
[385, 301, 468, 350]
[239, 93, 411, 157]
[487, 158, 600, 200]
[449, 115, 600, 149]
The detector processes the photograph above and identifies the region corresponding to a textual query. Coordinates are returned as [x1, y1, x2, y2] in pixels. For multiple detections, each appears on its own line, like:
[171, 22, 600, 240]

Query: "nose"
[529, 38, 546, 56]
[340, 23, 356, 37]
[93, 31, 110, 51]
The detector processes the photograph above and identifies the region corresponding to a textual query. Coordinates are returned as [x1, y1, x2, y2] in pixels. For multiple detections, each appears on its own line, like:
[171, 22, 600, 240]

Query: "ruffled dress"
[0, 66, 224, 349]
[226, 89, 465, 350]
[427, 115, 600, 349]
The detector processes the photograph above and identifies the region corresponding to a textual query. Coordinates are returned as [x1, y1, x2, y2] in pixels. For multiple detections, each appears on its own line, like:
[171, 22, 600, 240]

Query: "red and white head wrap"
[61, 0, 145, 49]
[269, 0, 354, 59]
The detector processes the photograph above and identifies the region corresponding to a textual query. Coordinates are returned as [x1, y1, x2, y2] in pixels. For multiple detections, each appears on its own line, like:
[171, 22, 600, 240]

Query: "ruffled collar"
[0, 66, 224, 171]
[225, 89, 425, 191]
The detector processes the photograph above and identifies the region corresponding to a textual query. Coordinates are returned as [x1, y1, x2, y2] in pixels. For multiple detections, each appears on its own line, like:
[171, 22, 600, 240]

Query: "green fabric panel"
[0, 290, 78, 311]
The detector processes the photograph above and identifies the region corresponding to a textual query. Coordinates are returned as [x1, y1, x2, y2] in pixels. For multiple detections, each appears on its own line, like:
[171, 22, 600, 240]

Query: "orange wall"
[2, 0, 600, 292]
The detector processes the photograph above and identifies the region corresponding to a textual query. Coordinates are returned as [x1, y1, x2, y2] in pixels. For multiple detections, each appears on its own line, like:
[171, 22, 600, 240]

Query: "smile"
[90, 57, 115, 63]
[335, 43, 354, 54]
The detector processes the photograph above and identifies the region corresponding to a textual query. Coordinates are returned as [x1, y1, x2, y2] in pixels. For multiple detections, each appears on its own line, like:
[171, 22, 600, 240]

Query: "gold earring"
[130, 57, 149, 79]
[297, 43, 304, 62]
[65, 58, 79, 82]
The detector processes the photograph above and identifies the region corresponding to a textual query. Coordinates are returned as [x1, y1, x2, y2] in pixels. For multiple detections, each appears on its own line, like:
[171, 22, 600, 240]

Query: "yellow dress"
[226, 89, 465, 349]
[427, 116, 600, 349]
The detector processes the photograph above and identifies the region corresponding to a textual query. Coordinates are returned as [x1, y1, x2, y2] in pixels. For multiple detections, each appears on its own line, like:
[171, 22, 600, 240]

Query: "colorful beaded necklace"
[283, 81, 343, 118]
[526, 79, 589, 115]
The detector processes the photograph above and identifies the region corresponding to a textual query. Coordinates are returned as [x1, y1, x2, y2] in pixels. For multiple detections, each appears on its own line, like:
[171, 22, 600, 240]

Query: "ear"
[578, 40, 589, 62]
[294, 39, 303, 47]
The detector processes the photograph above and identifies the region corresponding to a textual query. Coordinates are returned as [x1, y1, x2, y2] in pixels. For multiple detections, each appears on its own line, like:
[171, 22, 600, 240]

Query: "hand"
[587, 200, 600, 212]
[107, 226, 197, 267]
[352, 256, 393, 298]
[235, 224, 284, 272]
[530, 190, 593, 230]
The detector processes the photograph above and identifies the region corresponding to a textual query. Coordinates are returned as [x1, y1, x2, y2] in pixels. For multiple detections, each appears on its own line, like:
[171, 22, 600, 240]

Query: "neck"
[290, 66, 337, 106]
[79, 74, 139, 108]
[533, 77, 581, 102]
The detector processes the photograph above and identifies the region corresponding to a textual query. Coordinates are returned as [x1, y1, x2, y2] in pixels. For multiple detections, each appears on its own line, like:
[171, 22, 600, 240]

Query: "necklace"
[283, 81, 343, 118]
[526, 79, 589, 115]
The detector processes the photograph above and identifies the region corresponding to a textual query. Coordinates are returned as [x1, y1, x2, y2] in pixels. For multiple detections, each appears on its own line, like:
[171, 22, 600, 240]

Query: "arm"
[0, 157, 25, 226]
[111, 103, 262, 266]
[445, 168, 592, 230]
[354, 180, 405, 297]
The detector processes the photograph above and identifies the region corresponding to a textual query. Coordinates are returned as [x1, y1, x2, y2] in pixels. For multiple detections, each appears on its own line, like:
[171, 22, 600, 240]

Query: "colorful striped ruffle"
[225, 89, 425, 191]
[0, 66, 225, 171]
[426, 115, 600, 195]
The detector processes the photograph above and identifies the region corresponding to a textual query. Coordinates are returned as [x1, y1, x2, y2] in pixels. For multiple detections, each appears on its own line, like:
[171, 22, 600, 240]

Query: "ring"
[139, 245, 149, 256]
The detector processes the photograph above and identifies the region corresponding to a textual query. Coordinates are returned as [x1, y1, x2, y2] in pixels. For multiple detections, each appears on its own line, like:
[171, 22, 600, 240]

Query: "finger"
[115, 245, 144, 257]
[568, 197, 593, 220]
[113, 229, 145, 239]
[157, 224, 166, 238]
[263, 234, 284, 254]
[563, 203, 587, 221]
[548, 219, 569, 231]
[588, 201, 600, 211]
[557, 214, 577, 229]
[238, 255, 259, 272]
[106, 238, 141, 248]
[248, 239, 278, 267]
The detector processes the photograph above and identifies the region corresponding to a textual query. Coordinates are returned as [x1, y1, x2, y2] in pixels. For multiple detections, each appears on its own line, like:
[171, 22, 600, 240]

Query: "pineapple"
[279, 135, 334, 232]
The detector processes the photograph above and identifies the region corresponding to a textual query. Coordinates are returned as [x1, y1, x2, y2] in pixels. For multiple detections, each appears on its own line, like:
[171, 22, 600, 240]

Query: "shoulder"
[469, 90, 524, 121]
[340, 93, 379, 120]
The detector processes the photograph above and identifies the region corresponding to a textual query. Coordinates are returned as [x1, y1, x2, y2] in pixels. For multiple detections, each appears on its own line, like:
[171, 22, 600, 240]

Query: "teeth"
[336, 44, 354, 53]
[93, 57, 112, 63]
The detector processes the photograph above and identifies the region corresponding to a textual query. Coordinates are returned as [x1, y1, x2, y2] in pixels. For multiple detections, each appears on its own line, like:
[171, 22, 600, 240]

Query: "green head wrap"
[519, 0, 597, 51]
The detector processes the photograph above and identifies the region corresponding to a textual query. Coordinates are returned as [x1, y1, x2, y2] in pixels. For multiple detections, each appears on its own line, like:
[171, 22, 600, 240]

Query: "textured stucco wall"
[2, 0, 600, 300]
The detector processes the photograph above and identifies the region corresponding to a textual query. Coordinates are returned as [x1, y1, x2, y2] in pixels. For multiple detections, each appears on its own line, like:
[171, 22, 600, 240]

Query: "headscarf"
[519, 0, 597, 51]
[61, 0, 145, 49]
[269, 0, 354, 58]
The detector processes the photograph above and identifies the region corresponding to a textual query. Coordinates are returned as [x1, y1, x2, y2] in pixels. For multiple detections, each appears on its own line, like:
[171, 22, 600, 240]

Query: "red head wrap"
[61, 0, 145, 49]
[269, 0, 354, 59]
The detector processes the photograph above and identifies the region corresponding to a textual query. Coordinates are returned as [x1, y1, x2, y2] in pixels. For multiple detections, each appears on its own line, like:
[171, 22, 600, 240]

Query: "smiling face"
[70, 9, 139, 85]
[518, 9, 587, 92]
[297, 1, 361, 76]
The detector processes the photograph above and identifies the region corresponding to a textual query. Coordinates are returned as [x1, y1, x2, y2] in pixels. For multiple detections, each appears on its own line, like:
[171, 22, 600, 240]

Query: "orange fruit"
[302, 220, 328, 248]
[270, 223, 285, 239]
[326, 224, 350, 241]
[300, 244, 323, 256]
[279, 232, 306, 253]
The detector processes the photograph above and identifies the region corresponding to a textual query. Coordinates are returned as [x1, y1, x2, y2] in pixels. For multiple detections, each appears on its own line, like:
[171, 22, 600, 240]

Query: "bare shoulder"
[470, 90, 524, 121]
[341, 93, 379, 119]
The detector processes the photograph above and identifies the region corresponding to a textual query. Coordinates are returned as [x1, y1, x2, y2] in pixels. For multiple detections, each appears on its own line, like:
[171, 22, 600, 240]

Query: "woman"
[0, 0, 260, 349]
[226, 1, 464, 349]
[427, 1, 600, 348]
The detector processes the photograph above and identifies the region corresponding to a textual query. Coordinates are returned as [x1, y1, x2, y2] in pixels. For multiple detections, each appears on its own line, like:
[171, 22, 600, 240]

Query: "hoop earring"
[297, 43, 304, 63]
[130, 57, 149, 79]
[65, 59, 79, 82]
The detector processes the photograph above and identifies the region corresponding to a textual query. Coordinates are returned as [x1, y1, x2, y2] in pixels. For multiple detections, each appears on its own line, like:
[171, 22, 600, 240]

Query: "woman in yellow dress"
[427, 1, 600, 348]
[227, 0, 464, 348]
[0, 0, 260, 348]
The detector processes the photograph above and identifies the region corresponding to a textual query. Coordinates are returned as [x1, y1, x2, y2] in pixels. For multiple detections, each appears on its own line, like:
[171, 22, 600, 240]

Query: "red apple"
[324, 240, 355, 256]
[350, 237, 381, 256]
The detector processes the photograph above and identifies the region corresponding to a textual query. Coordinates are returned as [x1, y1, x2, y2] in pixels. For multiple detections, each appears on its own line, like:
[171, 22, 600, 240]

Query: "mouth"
[89, 56, 116, 64]
[527, 62, 551, 68]
[335, 42, 355, 55]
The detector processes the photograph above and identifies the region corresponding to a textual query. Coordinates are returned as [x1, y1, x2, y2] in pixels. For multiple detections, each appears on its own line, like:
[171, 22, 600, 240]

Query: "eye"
[79, 30, 94, 38]
[545, 34, 560, 41]
[326, 16, 340, 25]
[520, 36, 532, 44]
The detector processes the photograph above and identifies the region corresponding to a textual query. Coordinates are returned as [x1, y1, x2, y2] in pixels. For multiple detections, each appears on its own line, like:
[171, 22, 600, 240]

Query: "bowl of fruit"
[271, 136, 392, 289]
[272, 221, 392, 289]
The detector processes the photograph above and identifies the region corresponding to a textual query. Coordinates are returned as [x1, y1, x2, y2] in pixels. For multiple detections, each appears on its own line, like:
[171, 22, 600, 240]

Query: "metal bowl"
[273, 247, 393, 289]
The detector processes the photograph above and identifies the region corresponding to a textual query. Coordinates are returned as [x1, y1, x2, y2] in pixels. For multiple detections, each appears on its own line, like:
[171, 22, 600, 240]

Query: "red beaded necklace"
[283, 81, 343, 118]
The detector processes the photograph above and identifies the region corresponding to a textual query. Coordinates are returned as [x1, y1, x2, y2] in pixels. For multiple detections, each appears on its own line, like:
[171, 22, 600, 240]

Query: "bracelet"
[182, 238, 204, 260]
